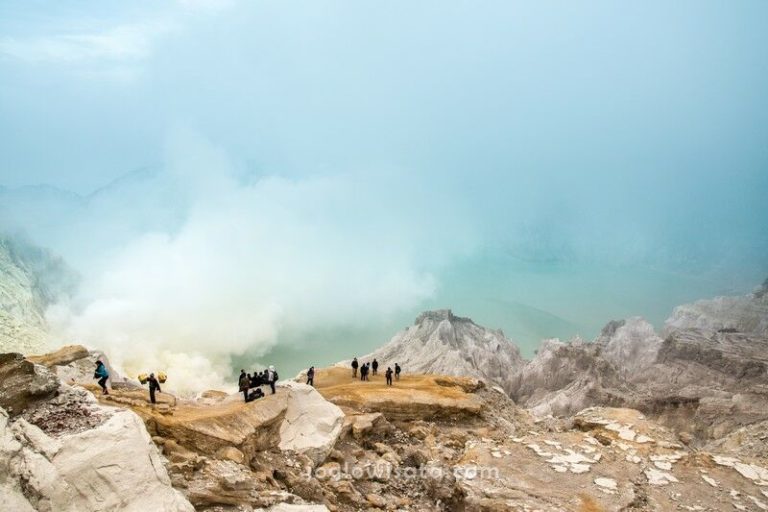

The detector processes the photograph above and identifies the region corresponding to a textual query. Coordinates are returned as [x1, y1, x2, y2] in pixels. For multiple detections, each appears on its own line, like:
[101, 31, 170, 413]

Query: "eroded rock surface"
[362, 309, 525, 395]
[0, 398, 192, 511]
[0, 352, 59, 417]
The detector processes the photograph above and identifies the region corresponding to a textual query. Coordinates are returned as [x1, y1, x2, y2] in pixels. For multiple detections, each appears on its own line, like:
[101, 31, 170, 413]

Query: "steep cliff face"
[364, 309, 525, 394]
[0, 237, 76, 354]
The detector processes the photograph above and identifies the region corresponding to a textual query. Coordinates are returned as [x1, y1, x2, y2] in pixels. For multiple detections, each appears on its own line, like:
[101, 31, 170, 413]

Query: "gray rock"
[0, 353, 59, 417]
[361, 309, 525, 394]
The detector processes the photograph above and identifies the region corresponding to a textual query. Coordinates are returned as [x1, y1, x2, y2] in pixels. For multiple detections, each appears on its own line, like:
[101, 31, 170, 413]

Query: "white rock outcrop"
[0, 404, 193, 512]
[361, 310, 524, 394]
[278, 381, 345, 466]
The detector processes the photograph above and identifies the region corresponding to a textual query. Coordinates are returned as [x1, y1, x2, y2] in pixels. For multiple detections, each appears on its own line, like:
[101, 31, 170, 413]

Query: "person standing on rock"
[372, 359, 379, 376]
[395, 363, 401, 381]
[306, 366, 315, 386]
[94, 360, 109, 395]
[239, 370, 249, 402]
[385, 366, 393, 386]
[147, 373, 162, 404]
[268, 365, 278, 394]
[351, 357, 359, 378]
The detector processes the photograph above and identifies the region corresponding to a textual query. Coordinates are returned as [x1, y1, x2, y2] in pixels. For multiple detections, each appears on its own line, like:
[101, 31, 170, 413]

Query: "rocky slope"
[362, 309, 525, 394]
[508, 285, 768, 447]
[0, 236, 76, 354]
[4, 346, 768, 512]
[356, 285, 768, 449]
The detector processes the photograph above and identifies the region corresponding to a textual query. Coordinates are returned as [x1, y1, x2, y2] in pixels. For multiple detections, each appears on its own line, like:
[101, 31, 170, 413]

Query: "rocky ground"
[3, 343, 768, 512]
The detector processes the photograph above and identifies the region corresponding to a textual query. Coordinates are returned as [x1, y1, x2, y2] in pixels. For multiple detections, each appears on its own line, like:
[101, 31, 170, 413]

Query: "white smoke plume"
[33, 127, 478, 392]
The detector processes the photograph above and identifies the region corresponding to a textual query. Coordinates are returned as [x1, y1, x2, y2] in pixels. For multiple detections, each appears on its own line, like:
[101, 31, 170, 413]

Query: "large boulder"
[0, 404, 193, 512]
[278, 382, 344, 466]
[140, 392, 288, 461]
[0, 352, 59, 417]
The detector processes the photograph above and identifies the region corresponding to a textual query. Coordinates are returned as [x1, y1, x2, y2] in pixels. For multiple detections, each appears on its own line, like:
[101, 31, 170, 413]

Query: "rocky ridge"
[504, 286, 768, 447]
[362, 309, 525, 395]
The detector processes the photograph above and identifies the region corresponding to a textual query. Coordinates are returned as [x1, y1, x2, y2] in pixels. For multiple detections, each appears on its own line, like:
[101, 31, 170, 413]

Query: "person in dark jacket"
[351, 357, 359, 378]
[395, 363, 401, 381]
[94, 360, 109, 395]
[239, 370, 249, 401]
[385, 366, 393, 386]
[147, 373, 162, 404]
[306, 366, 315, 386]
[372, 359, 379, 376]
[359, 362, 366, 381]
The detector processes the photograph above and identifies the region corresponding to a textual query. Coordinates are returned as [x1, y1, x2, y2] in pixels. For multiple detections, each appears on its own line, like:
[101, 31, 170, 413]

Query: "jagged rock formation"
[507, 337, 632, 417]
[363, 287, 768, 449]
[508, 286, 768, 446]
[0, 237, 76, 355]
[363, 309, 524, 394]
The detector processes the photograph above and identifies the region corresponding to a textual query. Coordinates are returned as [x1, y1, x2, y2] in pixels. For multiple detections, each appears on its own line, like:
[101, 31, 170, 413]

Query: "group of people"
[95, 354, 403, 408]
[351, 357, 401, 386]
[239, 366, 279, 402]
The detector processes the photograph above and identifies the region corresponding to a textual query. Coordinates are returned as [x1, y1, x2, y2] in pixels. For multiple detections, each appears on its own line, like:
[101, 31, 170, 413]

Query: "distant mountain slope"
[0, 237, 77, 354]
[363, 309, 525, 394]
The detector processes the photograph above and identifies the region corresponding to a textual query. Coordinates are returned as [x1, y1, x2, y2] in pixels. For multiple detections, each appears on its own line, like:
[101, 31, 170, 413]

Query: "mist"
[1, 1, 767, 390]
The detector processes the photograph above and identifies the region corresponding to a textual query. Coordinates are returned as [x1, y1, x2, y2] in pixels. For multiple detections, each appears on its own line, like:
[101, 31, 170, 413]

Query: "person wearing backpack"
[268, 365, 278, 394]
[94, 360, 109, 395]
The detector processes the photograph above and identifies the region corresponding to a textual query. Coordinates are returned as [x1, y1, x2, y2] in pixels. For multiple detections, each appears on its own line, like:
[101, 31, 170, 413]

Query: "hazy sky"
[1, 1, 767, 387]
